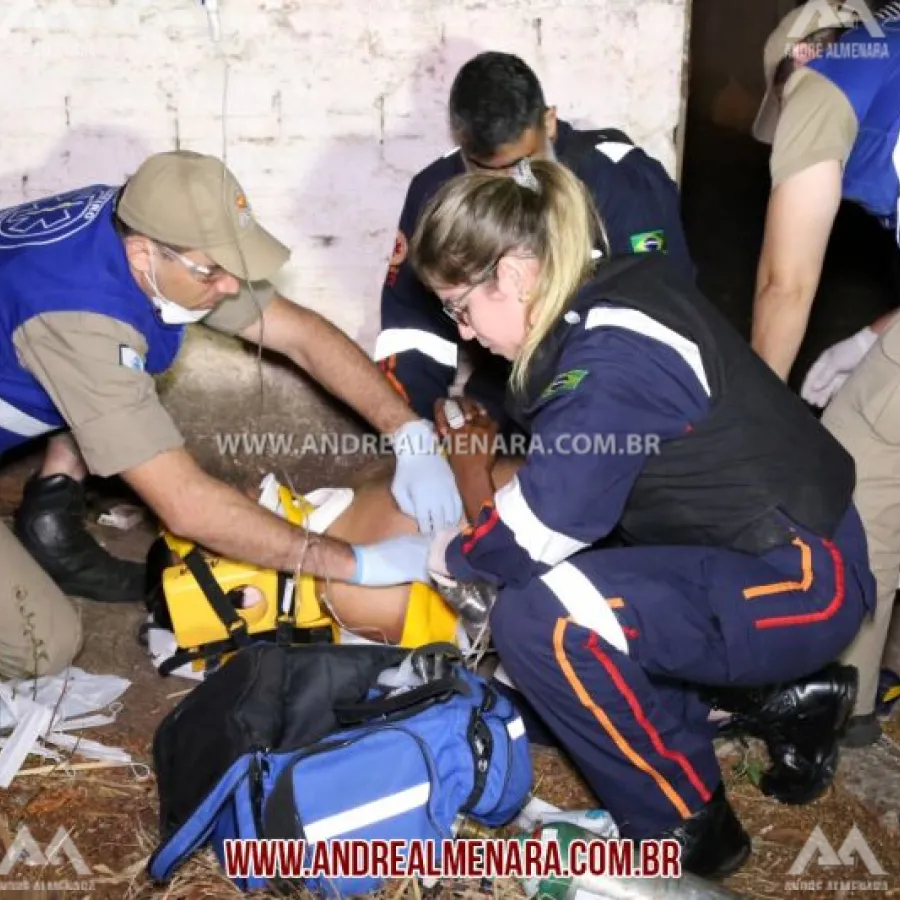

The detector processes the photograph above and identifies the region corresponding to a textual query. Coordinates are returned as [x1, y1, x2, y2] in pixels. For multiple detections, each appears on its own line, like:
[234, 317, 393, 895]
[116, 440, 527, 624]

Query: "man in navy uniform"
[375, 51, 695, 426]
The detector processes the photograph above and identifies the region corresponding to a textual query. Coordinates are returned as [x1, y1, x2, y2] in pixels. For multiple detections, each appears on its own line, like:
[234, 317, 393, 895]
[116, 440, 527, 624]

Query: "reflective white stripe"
[585, 307, 711, 396]
[492, 662, 517, 690]
[507, 717, 526, 740]
[595, 141, 634, 163]
[541, 562, 629, 656]
[303, 782, 431, 843]
[495, 476, 589, 566]
[0, 397, 56, 438]
[374, 328, 458, 368]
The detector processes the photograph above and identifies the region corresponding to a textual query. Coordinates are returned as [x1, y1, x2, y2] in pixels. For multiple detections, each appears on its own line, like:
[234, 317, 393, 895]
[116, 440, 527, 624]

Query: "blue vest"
[0, 185, 186, 454]
[808, 22, 900, 240]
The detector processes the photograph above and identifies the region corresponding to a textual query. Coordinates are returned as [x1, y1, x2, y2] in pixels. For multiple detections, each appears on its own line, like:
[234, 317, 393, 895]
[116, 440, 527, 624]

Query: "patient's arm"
[315, 457, 521, 643]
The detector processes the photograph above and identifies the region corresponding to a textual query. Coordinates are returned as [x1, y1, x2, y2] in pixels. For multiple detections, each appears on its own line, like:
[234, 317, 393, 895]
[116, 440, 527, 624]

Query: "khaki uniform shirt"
[11, 282, 275, 477]
[770, 68, 859, 188]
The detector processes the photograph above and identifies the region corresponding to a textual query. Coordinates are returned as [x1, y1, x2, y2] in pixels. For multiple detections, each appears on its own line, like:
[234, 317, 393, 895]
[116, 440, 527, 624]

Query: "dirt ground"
[1, 455, 899, 900]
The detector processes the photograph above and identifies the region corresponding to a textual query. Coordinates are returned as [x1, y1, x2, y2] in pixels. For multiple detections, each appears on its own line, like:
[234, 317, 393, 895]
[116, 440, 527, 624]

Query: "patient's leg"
[314, 456, 522, 643]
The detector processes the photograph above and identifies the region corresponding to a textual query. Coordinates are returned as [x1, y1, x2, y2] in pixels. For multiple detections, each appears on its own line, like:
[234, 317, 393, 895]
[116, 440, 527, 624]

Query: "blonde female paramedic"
[412, 158, 875, 879]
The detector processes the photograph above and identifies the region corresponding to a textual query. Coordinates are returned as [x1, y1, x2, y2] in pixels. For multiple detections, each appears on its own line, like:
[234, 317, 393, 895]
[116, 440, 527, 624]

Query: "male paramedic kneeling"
[0, 150, 460, 678]
[375, 51, 694, 427]
[412, 158, 875, 878]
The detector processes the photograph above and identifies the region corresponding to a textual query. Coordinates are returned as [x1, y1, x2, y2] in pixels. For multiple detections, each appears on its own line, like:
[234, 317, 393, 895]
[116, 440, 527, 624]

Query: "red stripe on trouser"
[754, 539, 845, 630]
[585, 632, 713, 804]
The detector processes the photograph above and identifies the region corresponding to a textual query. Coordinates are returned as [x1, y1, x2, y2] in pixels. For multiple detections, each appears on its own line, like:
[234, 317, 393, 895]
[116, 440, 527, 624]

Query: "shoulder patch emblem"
[630, 230, 667, 253]
[386, 230, 409, 288]
[118, 345, 145, 372]
[540, 368, 589, 401]
[390, 230, 408, 267]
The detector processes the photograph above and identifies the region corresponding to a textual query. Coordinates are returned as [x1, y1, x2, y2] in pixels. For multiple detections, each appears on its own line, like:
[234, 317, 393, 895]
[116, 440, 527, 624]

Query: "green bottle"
[515, 821, 594, 900]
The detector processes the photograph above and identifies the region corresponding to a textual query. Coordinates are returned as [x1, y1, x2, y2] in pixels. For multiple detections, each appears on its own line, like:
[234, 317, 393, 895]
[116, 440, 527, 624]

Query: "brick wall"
[0, 0, 689, 474]
[0, 0, 689, 352]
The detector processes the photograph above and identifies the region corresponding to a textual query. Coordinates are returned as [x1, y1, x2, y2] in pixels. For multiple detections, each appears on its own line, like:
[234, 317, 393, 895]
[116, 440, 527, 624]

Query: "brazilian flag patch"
[540, 369, 589, 401]
[630, 230, 667, 253]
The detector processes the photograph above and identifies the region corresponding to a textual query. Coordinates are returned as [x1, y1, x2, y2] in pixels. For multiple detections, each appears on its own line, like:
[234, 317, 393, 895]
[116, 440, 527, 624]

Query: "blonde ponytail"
[510, 161, 606, 392]
[409, 158, 608, 393]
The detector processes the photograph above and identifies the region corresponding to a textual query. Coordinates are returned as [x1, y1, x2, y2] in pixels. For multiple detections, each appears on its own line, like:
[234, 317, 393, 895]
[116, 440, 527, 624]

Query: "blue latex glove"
[390, 419, 463, 534]
[350, 534, 431, 586]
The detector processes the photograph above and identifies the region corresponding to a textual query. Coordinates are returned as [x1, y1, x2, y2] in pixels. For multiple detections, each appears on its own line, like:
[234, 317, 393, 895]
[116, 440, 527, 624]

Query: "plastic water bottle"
[516, 822, 589, 900]
[515, 822, 745, 900]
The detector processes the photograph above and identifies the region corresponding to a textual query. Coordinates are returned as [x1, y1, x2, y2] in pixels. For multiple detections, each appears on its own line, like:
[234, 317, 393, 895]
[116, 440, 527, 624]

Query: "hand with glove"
[427, 526, 459, 582]
[349, 534, 431, 587]
[800, 326, 878, 408]
[390, 419, 463, 534]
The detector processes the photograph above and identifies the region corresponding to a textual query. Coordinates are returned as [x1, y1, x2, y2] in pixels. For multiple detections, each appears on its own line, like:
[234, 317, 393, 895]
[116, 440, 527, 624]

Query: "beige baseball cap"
[117, 150, 290, 281]
[753, 0, 865, 144]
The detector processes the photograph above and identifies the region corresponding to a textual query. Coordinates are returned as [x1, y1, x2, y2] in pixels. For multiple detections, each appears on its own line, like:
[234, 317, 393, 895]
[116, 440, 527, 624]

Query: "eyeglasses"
[158, 245, 227, 284]
[441, 264, 499, 326]
[442, 281, 480, 326]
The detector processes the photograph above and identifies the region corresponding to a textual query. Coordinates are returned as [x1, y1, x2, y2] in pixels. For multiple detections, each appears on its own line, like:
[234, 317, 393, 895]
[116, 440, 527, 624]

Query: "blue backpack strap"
[148, 754, 253, 882]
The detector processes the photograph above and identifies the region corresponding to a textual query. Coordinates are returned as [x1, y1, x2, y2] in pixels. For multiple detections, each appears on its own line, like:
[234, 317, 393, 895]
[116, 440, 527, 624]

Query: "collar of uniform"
[505, 258, 652, 425]
[504, 278, 596, 426]
[553, 119, 577, 162]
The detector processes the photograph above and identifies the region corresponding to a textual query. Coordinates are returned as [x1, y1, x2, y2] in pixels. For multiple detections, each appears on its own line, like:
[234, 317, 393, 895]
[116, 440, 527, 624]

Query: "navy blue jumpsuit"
[441, 264, 874, 839]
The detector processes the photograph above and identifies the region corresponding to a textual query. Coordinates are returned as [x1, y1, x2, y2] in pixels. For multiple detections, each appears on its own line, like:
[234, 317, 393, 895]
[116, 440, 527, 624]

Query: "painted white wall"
[0, 0, 690, 354]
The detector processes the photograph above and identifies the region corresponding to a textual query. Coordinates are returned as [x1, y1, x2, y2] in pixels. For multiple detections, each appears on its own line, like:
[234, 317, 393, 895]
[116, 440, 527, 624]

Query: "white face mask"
[146, 248, 212, 325]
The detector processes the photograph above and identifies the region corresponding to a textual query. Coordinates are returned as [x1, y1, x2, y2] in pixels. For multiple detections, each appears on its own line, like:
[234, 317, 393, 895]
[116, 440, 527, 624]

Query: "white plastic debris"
[0, 703, 53, 788]
[514, 796, 619, 839]
[0, 667, 132, 786]
[144, 624, 205, 682]
[0, 667, 130, 730]
[97, 503, 144, 530]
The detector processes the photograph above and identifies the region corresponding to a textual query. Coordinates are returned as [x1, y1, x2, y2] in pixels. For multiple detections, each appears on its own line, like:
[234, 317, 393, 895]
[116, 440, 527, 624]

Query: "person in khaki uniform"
[751, 0, 900, 744]
[0, 150, 464, 679]
[820, 320, 900, 745]
[751, 0, 900, 390]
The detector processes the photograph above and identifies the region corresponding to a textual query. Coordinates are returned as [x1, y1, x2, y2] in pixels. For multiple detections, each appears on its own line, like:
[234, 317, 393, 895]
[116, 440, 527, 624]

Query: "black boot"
[655, 783, 751, 879]
[705, 663, 858, 805]
[14, 474, 145, 604]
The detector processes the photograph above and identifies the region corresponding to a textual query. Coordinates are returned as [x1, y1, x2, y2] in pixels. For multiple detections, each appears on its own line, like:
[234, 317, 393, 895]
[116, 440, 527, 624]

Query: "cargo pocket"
[855, 327, 900, 445]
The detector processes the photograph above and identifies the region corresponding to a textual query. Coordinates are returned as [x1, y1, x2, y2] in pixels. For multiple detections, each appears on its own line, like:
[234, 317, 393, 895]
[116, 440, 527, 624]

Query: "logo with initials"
[787, 0, 887, 39]
[0, 825, 91, 877]
[0, 186, 117, 249]
[787, 824, 886, 877]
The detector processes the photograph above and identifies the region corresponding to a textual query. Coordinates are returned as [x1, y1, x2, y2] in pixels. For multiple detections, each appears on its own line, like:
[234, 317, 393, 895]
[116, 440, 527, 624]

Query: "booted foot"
[14, 474, 145, 603]
[841, 713, 882, 748]
[656, 783, 751, 879]
[710, 663, 857, 805]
